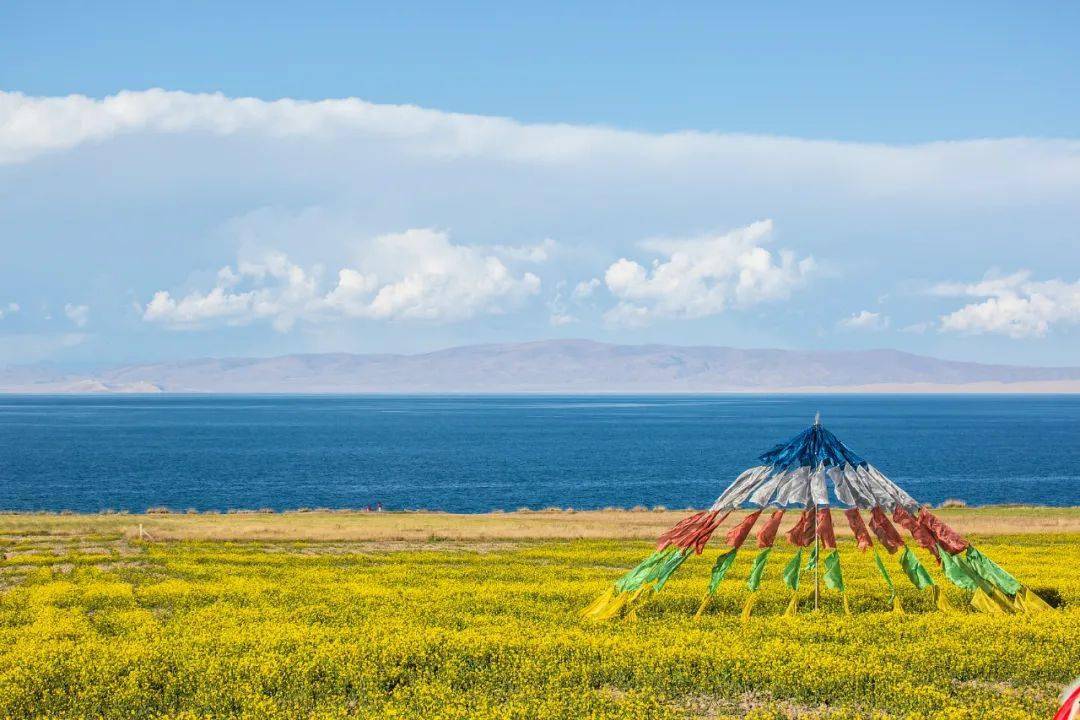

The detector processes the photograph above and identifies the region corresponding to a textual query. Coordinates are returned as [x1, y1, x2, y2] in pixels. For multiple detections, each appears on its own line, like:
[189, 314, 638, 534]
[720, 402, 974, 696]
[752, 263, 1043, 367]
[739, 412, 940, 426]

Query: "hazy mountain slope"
[3, 340, 1080, 392]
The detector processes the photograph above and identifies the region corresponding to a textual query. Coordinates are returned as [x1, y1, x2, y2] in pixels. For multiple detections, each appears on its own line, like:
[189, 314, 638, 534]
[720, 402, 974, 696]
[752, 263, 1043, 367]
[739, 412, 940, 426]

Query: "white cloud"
[603, 302, 653, 328]
[549, 313, 576, 326]
[601, 220, 815, 325]
[572, 278, 601, 301]
[0, 302, 18, 319]
[900, 322, 931, 334]
[3, 91, 1079, 211]
[934, 270, 1080, 338]
[491, 238, 557, 263]
[64, 303, 89, 327]
[838, 310, 890, 331]
[6, 89, 1080, 361]
[143, 229, 541, 330]
[546, 281, 578, 326]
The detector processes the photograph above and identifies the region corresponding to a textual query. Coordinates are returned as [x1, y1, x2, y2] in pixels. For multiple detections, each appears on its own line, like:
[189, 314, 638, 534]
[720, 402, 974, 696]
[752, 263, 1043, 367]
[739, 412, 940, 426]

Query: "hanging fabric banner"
[844, 508, 873, 551]
[938, 544, 979, 591]
[823, 550, 844, 592]
[931, 585, 954, 613]
[694, 547, 740, 619]
[740, 594, 759, 621]
[1013, 587, 1053, 613]
[786, 508, 816, 547]
[971, 587, 1009, 614]
[964, 547, 1021, 596]
[893, 506, 940, 559]
[708, 548, 738, 594]
[873, 549, 904, 613]
[917, 508, 968, 554]
[656, 510, 731, 554]
[869, 507, 904, 553]
[725, 510, 762, 548]
[816, 508, 837, 549]
[873, 549, 895, 598]
[747, 547, 772, 591]
[782, 548, 803, 591]
[755, 509, 785, 548]
[898, 546, 934, 590]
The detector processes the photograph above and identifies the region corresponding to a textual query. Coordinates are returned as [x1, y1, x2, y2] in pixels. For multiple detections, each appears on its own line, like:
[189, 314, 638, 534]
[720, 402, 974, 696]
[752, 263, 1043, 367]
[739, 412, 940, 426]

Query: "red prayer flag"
[756, 509, 785, 548]
[816, 508, 837, 549]
[725, 509, 762, 549]
[869, 506, 904, 553]
[917, 507, 969, 555]
[893, 506, 939, 559]
[844, 508, 873, 552]
[657, 509, 729, 554]
[786, 508, 816, 547]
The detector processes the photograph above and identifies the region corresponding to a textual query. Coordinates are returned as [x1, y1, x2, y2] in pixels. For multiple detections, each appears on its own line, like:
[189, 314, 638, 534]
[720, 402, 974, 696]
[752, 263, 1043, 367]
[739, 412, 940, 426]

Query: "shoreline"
[3, 505, 1078, 542]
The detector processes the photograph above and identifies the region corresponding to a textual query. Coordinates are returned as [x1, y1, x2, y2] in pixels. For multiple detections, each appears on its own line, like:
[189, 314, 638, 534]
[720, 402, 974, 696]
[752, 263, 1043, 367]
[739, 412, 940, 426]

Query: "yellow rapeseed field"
[0, 515, 1076, 719]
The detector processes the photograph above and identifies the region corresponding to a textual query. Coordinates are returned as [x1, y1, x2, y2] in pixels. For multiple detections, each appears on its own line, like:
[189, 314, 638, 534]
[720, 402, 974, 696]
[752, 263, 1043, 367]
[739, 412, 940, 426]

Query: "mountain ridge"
[3, 339, 1080, 393]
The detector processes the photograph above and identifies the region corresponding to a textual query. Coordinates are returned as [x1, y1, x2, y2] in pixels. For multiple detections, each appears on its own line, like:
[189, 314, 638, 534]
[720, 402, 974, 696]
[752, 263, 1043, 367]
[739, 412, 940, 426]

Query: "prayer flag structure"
[582, 414, 1054, 620]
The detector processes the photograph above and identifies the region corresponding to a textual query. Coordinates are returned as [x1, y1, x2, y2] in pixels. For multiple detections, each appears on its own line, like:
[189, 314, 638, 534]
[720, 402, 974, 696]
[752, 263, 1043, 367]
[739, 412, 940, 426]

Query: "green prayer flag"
[805, 544, 819, 571]
[823, 550, 844, 592]
[873, 550, 895, 599]
[937, 544, 979, 591]
[899, 546, 935, 590]
[708, 548, 738, 595]
[782, 548, 803, 591]
[615, 547, 675, 592]
[965, 547, 1021, 596]
[653, 548, 691, 591]
[747, 547, 772, 591]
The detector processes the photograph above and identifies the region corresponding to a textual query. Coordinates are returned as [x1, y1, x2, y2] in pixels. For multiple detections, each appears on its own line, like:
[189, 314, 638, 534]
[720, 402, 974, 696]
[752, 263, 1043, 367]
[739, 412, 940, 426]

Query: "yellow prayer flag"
[1013, 586, 1053, 613]
[970, 587, 1008, 614]
[692, 593, 711, 621]
[932, 586, 954, 613]
[740, 593, 758, 621]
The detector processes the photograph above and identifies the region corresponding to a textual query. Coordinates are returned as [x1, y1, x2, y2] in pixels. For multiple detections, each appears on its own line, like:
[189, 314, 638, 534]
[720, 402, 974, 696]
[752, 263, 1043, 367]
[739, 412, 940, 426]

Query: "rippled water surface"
[1, 394, 1077, 511]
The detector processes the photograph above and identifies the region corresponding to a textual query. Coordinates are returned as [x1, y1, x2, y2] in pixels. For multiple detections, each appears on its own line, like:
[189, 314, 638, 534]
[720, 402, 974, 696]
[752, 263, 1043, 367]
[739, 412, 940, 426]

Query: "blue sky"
[6, 2, 1080, 141]
[1, 2, 1079, 366]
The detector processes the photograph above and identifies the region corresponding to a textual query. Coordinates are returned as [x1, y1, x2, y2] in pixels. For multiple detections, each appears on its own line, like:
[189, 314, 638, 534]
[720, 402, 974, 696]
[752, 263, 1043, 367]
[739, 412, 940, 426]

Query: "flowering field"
[0, 518, 1077, 719]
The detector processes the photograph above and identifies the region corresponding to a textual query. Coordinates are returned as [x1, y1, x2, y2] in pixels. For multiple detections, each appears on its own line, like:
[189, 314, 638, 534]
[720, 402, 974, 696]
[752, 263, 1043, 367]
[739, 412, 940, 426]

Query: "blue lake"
[0, 394, 1077, 512]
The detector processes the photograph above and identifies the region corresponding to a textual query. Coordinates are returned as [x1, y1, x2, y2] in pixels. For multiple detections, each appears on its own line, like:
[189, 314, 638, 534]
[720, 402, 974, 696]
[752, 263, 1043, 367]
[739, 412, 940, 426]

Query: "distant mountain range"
[3, 340, 1080, 393]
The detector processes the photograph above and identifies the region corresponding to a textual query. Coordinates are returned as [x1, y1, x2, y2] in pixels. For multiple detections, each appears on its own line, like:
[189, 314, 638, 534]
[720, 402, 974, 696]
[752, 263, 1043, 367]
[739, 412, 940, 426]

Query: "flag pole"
[812, 411, 821, 611]
[814, 505, 820, 611]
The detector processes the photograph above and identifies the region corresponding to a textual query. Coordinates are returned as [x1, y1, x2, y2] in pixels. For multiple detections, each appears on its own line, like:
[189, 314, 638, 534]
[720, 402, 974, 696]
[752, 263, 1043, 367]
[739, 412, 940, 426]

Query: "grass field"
[1, 508, 1077, 719]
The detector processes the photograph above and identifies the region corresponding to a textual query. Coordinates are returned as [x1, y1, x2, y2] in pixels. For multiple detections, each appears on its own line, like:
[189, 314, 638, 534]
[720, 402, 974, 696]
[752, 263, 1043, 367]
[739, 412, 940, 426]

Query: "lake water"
[0, 395, 1077, 512]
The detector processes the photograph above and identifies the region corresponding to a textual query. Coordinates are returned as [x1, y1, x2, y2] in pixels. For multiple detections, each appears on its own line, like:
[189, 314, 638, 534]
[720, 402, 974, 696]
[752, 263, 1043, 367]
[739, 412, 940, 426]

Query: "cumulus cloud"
[601, 220, 814, 325]
[7, 89, 1080, 360]
[0, 302, 19, 320]
[933, 270, 1080, 338]
[143, 229, 541, 330]
[63, 303, 89, 327]
[144, 251, 317, 332]
[838, 310, 890, 331]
